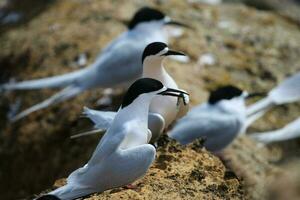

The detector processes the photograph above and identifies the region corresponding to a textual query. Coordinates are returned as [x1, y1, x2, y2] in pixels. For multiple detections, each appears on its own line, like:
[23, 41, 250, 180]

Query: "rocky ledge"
[0, 0, 300, 199]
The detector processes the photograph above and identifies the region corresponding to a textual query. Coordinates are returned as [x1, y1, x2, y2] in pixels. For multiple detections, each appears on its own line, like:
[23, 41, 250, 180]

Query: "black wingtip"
[35, 194, 61, 200]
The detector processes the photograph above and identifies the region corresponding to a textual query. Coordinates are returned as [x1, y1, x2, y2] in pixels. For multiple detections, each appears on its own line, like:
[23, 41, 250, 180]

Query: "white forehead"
[157, 47, 169, 56]
[164, 16, 171, 23]
[242, 91, 248, 98]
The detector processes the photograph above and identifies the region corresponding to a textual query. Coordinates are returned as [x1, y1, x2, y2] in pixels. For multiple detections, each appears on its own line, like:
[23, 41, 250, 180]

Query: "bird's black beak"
[245, 92, 266, 99]
[164, 20, 191, 29]
[162, 49, 186, 57]
[158, 88, 189, 105]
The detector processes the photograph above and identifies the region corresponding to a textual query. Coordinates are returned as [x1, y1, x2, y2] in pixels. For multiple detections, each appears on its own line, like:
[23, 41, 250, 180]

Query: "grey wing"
[67, 144, 156, 193]
[148, 112, 165, 143]
[90, 36, 147, 87]
[87, 122, 130, 166]
[109, 144, 156, 186]
[96, 32, 128, 54]
[186, 103, 208, 116]
[269, 71, 300, 104]
[168, 114, 241, 152]
[75, 111, 164, 143]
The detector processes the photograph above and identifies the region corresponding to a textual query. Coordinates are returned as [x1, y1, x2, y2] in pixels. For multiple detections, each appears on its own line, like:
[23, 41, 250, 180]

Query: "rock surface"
[36, 138, 243, 200]
[225, 0, 300, 25]
[0, 0, 300, 199]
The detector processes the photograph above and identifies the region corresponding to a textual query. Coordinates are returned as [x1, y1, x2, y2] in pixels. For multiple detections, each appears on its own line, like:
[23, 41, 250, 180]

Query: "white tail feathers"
[82, 107, 116, 129]
[71, 129, 105, 139]
[242, 107, 270, 134]
[269, 71, 300, 104]
[11, 86, 83, 122]
[1, 68, 87, 91]
[49, 184, 95, 200]
[251, 117, 300, 143]
[246, 97, 273, 117]
[245, 71, 300, 129]
[69, 107, 117, 138]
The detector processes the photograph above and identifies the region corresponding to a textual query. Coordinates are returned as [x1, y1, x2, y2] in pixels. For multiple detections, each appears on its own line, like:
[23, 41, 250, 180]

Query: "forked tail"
[1, 68, 88, 91]
[82, 107, 116, 129]
[11, 85, 83, 122]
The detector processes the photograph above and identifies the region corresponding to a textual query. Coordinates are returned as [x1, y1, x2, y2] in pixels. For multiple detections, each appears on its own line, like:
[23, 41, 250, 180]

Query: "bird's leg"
[191, 137, 207, 150]
[151, 142, 158, 148]
[198, 137, 207, 147]
[123, 183, 138, 190]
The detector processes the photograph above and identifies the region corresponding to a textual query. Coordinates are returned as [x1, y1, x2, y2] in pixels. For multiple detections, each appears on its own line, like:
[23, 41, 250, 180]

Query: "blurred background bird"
[75, 42, 189, 143]
[1, 1, 300, 200]
[168, 85, 250, 152]
[0, 7, 189, 121]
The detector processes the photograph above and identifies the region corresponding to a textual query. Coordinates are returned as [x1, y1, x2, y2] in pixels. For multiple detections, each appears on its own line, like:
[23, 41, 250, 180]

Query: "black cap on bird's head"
[128, 7, 165, 29]
[208, 85, 243, 104]
[121, 78, 189, 108]
[122, 78, 164, 108]
[142, 42, 185, 63]
[128, 7, 190, 30]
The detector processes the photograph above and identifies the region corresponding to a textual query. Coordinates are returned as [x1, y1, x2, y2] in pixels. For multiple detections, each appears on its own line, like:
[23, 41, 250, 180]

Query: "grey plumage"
[76, 107, 165, 143]
[168, 103, 244, 152]
[168, 86, 247, 152]
[43, 78, 186, 200]
[1, 7, 189, 121]
[71, 42, 189, 142]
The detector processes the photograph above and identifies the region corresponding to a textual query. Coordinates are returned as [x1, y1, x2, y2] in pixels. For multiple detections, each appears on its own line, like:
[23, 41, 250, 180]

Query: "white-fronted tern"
[36, 78, 188, 200]
[1, 7, 189, 121]
[168, 85, 253, 152]
[76, 42, 190, 142]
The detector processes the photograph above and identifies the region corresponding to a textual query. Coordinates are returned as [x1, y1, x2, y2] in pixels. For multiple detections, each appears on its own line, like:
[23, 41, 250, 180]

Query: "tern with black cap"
[1, 7, 189, 121]
[36, 78, 188, 200]
[77, 42, 189, 142]
[169, 85, 259, 152]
